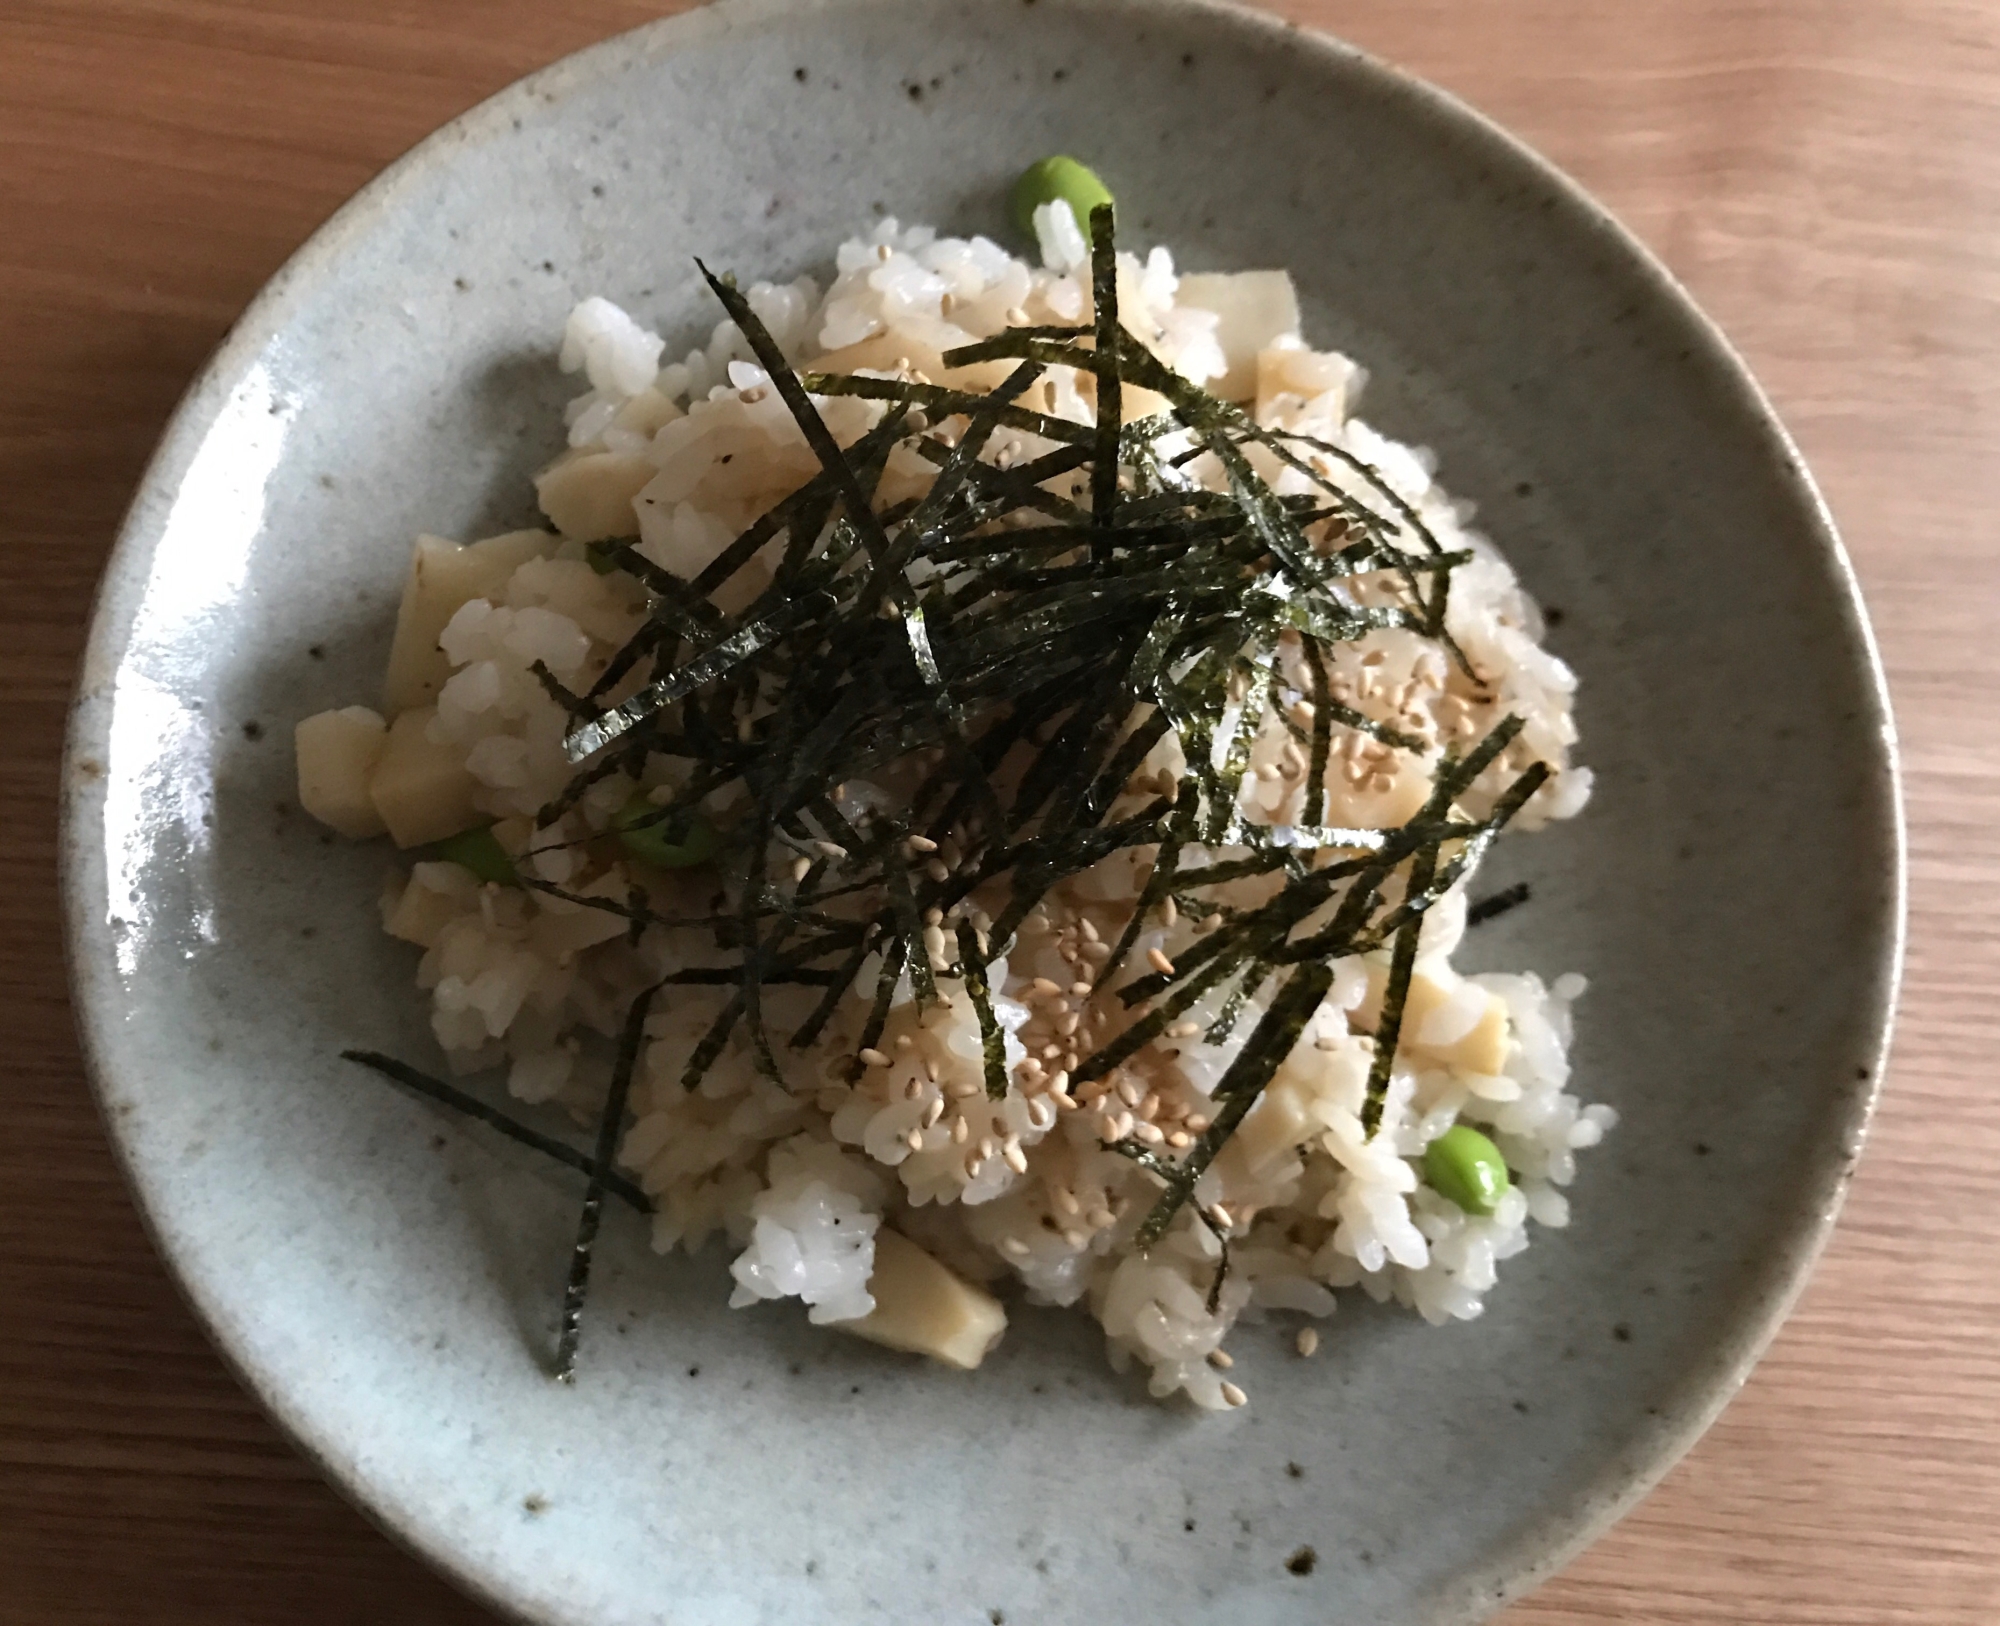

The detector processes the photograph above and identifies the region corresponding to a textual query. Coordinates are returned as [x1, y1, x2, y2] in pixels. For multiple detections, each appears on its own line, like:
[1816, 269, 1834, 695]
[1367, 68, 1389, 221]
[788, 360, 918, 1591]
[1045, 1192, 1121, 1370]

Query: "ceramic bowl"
[62, 1, 1902, 1621]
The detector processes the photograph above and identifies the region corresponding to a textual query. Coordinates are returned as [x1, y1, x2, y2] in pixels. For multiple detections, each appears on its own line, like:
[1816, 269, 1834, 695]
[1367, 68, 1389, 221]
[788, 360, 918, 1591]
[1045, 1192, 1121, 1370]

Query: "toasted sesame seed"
[923, 905, 944, 926]
[813, 840, 848, 860]
[925, 857, 951, 884]
[1053, 1187, 1081, 1216]
[904, 834, 938, 853]
[1147, 948, 1176, 976]
[922, 1098, 944, 1128]
[1078, 916, 1101, 944]
[859, 1047, 890, 1068]
[1160, 895, 1178, 927]
[1003, 1142, 1029, 1174]
[1220, 1381, 1248, 1408]
[904, 1127, 924, 1151]
[1045, 1070, 1071, 1096]
[1207, 1349, 1234, 1370]
[1184, 1112, 1210, 1132]
[1167, 1020, 1202, 1038]
[1205, 1202, 1233, 1231]
[946, 1078, 980, 1098]
[1062, 1229, 1090, 1250]
[1296, 1328, 1320, 1357]
[1056, 1011, 1081, 1037]
[1088, 1207, 1115, 1228]
[1133, 1121, 1165, 1146]
[895, 1034, 914, 1050]
[1201, 913, 1224, 932]
[1167, 1130, 1192, 1149]
[790, 856, 813, 882]
[1069, 979, 1092, 996]
[1314, 1034, 1340, 1051]
[1111, 1110, 1135, 1140]
[950, 1116, 969, 1144]
[1032, 976, 1062, 996]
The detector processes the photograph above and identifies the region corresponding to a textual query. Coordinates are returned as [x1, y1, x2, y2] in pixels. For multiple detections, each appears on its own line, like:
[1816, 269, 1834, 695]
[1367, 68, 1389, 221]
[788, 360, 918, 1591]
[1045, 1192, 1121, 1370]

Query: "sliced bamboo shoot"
[294, 706, 389, 838]
[535, 450, 656, 543]
[368, 705, 480, 848]
[839, 1229, 1007, 1370]
[382, 529, 553, 714]
[1175, 270, 1301, 402]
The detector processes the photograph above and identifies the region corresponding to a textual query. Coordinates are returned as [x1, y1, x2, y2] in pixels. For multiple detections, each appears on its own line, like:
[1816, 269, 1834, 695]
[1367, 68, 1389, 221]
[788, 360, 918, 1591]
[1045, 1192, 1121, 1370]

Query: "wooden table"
[4, 1, 1994, 1619]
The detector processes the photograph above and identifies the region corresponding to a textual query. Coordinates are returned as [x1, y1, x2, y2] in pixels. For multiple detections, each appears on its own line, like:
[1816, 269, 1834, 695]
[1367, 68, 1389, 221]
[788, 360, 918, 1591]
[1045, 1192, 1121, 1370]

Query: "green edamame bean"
[435, 824, 518, 886]
[1010, 156, 1115, 243]
[616, 795, 723, 870]
[1423, 1123, 1511, 1216]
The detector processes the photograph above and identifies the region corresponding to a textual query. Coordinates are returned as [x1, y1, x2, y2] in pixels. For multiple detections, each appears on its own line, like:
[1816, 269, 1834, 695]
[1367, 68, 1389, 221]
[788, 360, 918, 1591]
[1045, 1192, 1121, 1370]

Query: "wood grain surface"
[4, 1, 1995, 1620]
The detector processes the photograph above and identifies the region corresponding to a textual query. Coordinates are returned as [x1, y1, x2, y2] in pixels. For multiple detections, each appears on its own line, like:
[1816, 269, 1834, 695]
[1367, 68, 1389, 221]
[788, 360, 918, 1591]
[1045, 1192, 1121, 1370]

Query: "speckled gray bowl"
[61, 1, 1902, 1621]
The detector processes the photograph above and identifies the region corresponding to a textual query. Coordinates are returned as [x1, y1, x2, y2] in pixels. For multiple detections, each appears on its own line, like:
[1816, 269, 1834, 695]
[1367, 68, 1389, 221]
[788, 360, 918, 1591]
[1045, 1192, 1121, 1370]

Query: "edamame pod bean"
[616, 795, 723, 870]
[1010, 156, 1114, 243]
[1423, 1123, 1511, 1216]
[435, 824, 517, 886]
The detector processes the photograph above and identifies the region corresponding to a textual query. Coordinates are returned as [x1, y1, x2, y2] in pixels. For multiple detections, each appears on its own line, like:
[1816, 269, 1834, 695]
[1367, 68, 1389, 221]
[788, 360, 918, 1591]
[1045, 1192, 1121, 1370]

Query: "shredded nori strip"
[1359, 843, 1435, 1138]
[1088, 203, 1123, 539]
[1133, 962, 1334, 1246]
[341, 1050, 649, 1212]
[1201, 1208, 1233, 1315]
[955, 920, 1010, 1099]
[1467, 880, 1532, 926]
[555, 980, 659, 1380]
[1301, 637, 1334, 827]
[850, 934, 908, 1079]
[681, 991, 745, 1090]
[564, 599, 809, 760]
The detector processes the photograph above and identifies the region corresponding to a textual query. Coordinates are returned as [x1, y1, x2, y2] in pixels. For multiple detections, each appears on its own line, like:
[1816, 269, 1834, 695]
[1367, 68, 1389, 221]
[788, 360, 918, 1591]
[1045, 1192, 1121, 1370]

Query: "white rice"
[357, 214, 1608, 1407]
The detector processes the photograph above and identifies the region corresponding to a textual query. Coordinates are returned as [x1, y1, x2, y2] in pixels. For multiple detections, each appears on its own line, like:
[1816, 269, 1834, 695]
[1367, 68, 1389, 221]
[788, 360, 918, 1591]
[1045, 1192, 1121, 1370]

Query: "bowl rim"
[60, 0, 1906, 1619]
